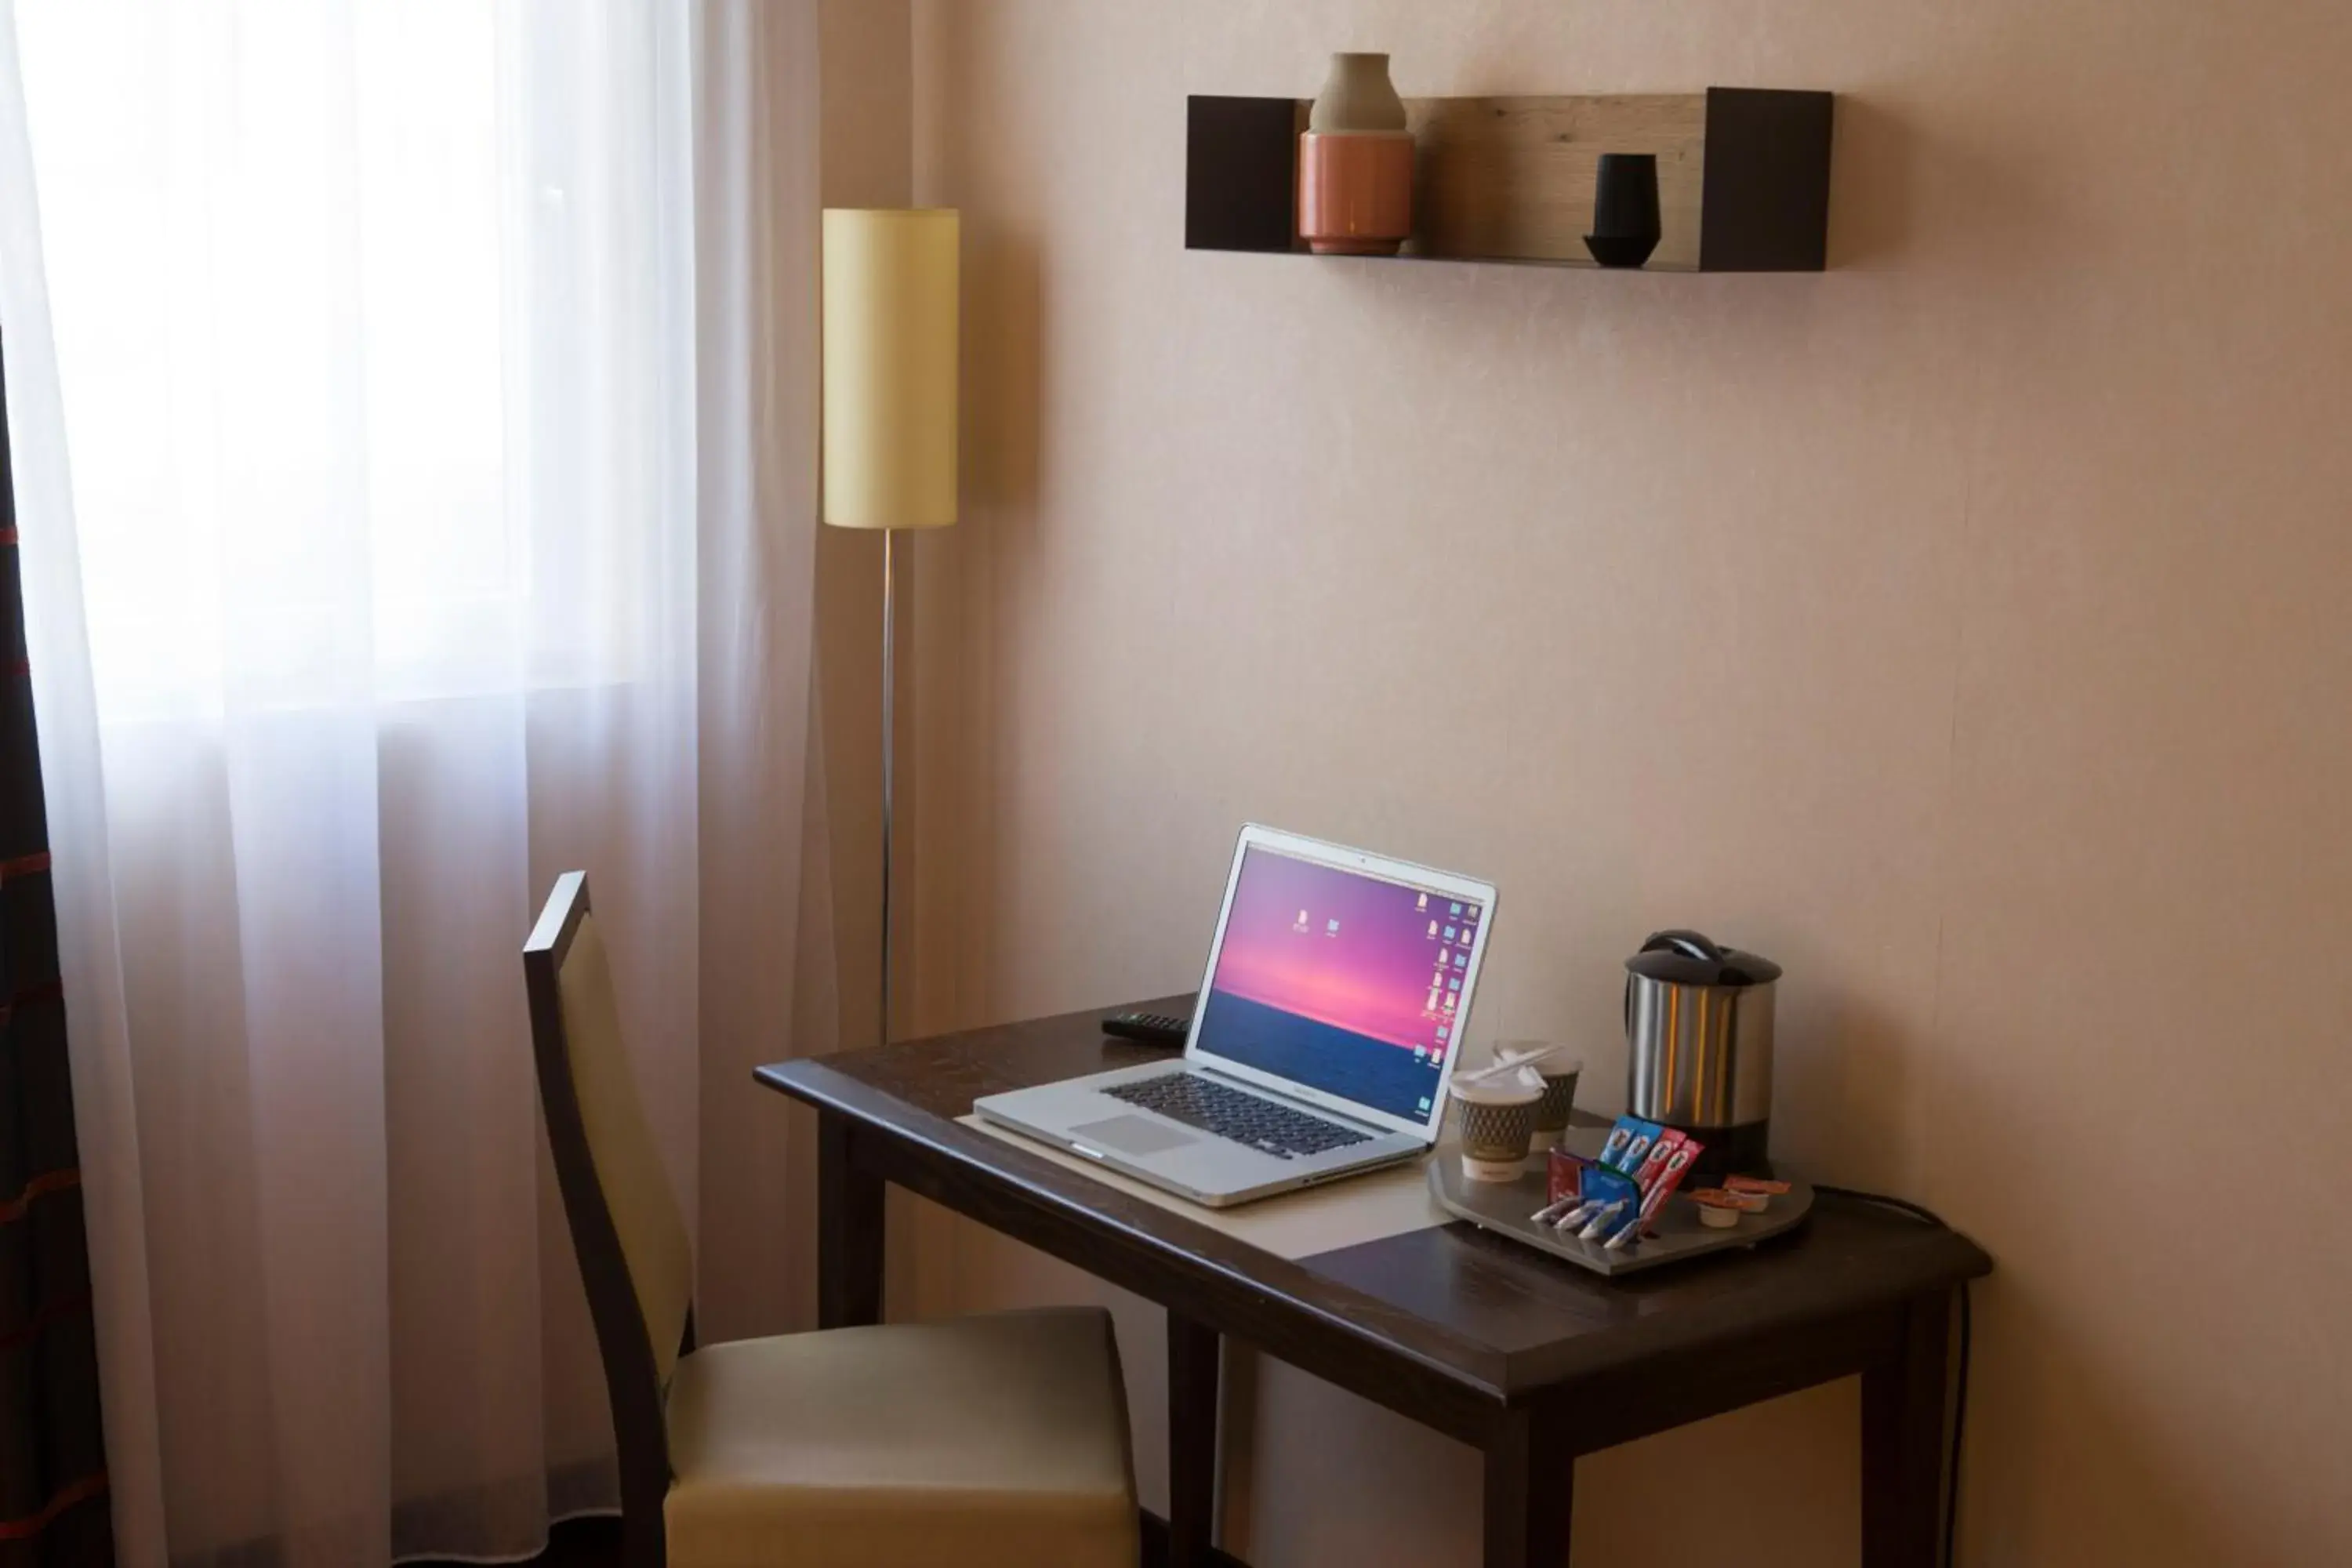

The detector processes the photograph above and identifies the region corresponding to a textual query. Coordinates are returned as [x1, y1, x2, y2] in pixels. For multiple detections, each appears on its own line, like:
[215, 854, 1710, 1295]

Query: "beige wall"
[857, 2, 2352, 1563]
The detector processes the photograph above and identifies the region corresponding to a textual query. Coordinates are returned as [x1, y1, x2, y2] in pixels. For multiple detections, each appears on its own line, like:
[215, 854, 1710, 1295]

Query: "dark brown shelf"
[1185, 87, 1833, 274]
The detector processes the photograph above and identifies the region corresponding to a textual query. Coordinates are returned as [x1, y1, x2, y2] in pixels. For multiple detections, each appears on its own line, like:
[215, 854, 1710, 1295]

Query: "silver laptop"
[975, 825, 1497, 1207]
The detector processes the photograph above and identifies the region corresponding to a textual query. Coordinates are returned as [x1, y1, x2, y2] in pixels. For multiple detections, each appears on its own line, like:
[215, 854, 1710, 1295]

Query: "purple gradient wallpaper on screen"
[1207, 848, 1481, 1052]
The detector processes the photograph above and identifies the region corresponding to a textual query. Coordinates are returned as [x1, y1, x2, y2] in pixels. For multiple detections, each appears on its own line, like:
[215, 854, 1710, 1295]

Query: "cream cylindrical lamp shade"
[822, 208, 960, 529]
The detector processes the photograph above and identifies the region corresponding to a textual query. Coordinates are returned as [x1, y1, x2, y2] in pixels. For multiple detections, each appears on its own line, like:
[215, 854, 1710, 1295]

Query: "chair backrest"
[524, 872, 692, 1564]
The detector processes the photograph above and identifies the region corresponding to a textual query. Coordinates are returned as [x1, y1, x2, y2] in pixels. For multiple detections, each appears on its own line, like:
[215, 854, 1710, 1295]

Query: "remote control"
[1101, 1011, 1191, 1047]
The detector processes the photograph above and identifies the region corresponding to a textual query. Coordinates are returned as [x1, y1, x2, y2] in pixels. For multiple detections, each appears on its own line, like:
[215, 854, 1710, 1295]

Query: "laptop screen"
[1194, 844, 1482, 1123]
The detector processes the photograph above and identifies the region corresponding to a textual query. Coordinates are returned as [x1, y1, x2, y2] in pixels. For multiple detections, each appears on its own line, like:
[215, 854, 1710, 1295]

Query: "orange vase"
[1298, 132, 1414, 255]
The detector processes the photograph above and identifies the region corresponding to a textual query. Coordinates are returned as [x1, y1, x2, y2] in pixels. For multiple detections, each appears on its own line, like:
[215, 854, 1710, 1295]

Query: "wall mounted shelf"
[1185, 87, 1833, 272]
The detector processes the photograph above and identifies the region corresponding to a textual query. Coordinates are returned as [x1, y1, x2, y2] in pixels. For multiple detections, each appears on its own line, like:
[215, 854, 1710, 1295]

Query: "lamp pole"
[879, 526, 895, 1046]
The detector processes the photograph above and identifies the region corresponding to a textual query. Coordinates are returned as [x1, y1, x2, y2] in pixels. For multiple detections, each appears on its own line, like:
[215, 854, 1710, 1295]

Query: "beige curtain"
[0, 1, 833, 1562]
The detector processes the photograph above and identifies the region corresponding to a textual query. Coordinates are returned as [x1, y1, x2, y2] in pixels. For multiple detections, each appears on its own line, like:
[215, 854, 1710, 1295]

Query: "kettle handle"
[1640, 929, 1726, 963]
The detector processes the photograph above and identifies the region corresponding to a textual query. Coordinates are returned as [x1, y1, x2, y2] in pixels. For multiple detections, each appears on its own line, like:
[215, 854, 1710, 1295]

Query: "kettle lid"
[1624, 929, 1782, 987]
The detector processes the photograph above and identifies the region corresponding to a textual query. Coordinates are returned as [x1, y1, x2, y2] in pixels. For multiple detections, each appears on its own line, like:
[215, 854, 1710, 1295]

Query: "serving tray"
[1428, 1125, 1813, 1276]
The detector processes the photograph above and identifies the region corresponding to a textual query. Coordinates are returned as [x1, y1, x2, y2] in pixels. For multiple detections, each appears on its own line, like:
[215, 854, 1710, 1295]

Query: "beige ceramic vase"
[1298, 52, 1412, 255]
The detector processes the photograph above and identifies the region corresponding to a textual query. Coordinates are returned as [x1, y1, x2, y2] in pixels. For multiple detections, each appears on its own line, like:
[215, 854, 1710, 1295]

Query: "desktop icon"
[1428, 919, 1440, 938]
[1417, 892, 1428, 910]
[1326, 918, 1341, 935]
[1443, 926, 1457, 940]
[1442, 993, 1456, 1011]
[1450, 902, 1462, 916]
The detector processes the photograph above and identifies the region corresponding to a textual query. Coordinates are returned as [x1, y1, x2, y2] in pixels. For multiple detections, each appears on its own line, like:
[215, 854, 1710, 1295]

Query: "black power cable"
[1813, 1185, 1972, 1568]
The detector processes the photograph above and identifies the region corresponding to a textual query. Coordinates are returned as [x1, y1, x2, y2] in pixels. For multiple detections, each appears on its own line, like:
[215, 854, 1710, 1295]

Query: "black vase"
[1584, 153, 1661, 268]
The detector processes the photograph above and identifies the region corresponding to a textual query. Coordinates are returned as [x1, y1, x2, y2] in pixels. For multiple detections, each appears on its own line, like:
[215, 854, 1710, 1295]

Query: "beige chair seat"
[663, 1306, 1138, 1568]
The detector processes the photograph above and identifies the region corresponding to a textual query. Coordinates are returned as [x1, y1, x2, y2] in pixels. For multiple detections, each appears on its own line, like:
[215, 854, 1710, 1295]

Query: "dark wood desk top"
[757, 997, 1991, 1428]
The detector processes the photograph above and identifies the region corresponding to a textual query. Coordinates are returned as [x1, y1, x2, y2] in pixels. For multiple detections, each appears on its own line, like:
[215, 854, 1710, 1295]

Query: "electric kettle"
[1624, 930, 1780, 1181]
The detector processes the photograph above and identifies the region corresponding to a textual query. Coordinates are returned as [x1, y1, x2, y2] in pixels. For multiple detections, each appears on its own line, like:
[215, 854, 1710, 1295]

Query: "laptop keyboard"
[1105, 1072, 1371, 1160]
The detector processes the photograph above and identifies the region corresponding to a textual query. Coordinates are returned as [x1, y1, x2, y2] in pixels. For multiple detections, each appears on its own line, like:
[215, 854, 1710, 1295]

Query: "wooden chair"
[524, 871, 1140, 1567]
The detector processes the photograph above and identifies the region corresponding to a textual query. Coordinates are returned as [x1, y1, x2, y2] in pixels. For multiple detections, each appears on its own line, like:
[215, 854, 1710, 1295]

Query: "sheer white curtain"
[0, 2, 830, 1564]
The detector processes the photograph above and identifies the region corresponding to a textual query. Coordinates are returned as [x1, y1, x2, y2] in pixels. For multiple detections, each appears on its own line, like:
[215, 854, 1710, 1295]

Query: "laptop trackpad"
[1069, 1114, 1199, 1156]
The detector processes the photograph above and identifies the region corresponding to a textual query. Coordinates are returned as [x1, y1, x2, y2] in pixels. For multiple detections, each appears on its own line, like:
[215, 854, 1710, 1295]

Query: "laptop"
[974, 825, 1497, 1207]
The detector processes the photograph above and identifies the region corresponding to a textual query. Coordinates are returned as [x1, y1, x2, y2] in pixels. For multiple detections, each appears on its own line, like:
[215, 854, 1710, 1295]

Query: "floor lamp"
[822, 208, 960, 1046]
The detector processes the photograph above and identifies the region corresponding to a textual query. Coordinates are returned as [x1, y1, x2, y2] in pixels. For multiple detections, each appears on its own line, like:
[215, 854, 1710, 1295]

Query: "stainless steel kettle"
[1624, 930, 1781, 1180]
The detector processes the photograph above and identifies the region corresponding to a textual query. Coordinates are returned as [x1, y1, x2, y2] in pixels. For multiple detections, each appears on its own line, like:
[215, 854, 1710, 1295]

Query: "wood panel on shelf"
[1185, 86, 1832, 274]
[1406, 94, 1707, 270]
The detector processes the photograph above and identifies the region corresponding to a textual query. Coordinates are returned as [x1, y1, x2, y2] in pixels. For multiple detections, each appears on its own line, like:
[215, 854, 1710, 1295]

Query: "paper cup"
[1450, 1065, 1544, 1182]
[1495, 1041, 1584, 1147]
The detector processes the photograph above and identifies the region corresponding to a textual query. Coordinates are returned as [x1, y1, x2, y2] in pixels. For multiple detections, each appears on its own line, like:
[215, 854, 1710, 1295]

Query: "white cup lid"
[1490, 1041, 1584, 1076]
[1449, 1063, 1544, 1105]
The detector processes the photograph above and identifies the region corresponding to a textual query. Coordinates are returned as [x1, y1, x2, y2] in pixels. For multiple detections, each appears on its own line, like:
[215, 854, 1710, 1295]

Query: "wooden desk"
[757, 1000, 1990, 1568]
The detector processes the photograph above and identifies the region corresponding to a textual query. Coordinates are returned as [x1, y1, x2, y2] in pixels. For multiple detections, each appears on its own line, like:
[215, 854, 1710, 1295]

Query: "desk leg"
[816, 1112, 884, 1330]
[1862, 1289, 1953, 1568]
[1482, 1404, 1571, 1568]
[1167, 1312, 1220, 1568]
